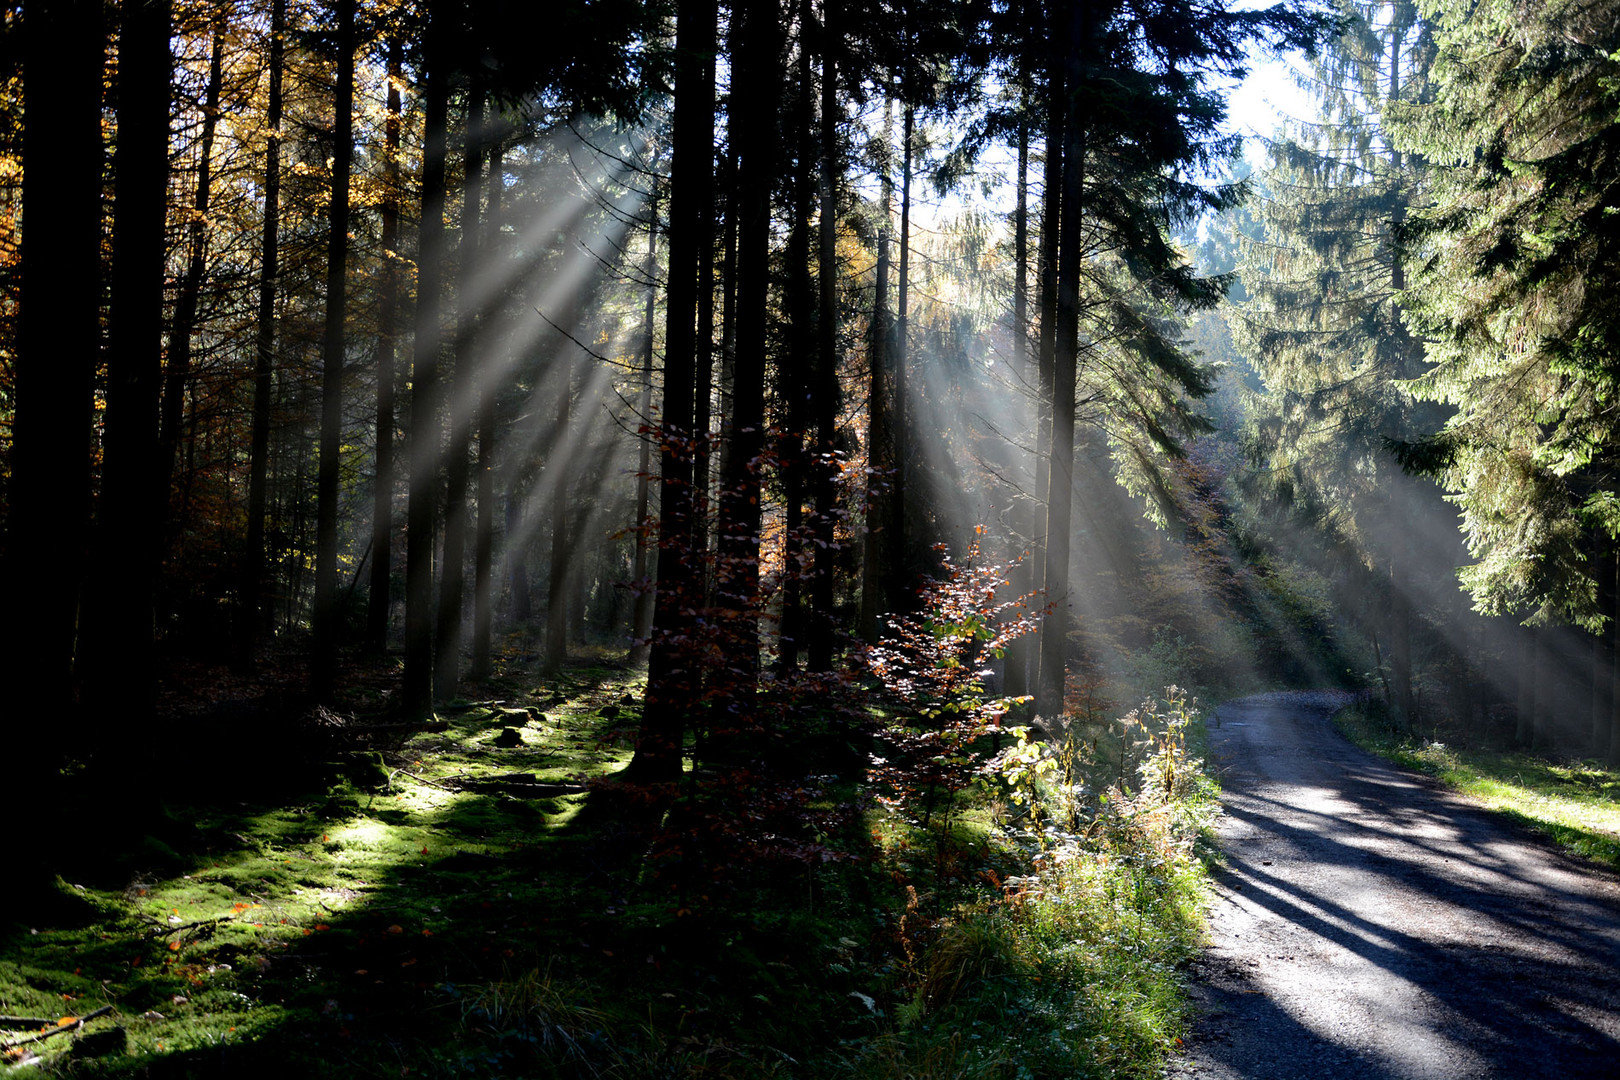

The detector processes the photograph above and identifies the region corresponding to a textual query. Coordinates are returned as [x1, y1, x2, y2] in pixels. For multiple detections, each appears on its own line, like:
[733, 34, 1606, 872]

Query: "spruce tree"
[1234, 0, 1435, 726]
[1388, 0, 1620, 630]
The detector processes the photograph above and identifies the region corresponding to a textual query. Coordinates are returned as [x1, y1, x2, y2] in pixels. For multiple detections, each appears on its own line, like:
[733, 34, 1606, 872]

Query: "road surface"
[1167, 691, 1620, 1079]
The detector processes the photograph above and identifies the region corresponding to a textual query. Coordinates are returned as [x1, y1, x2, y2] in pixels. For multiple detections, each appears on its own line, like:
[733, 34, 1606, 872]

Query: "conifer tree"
[1388, 0, 1620, 630]
[1234, 0, 1435, 726]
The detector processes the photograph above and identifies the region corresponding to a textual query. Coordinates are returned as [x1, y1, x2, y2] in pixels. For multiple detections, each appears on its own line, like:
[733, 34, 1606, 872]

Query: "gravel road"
[1166, 691, 1620, 1079]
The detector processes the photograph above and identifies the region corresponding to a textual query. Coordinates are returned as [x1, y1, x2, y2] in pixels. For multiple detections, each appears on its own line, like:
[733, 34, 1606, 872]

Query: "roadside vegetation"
[1333, 704, 1620, 871]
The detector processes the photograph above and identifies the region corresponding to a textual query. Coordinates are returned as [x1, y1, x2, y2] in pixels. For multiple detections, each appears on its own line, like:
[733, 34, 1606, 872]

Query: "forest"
[2, 0, 1618, 1074]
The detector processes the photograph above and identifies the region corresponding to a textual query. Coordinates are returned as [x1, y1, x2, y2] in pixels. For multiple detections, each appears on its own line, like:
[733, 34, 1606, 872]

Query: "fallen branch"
[396, 770, 457, 792]
[451, 774, 588, 797]
[0, 1018, 54, 1030]
[138, 913, 239, 940]
[0, 1006, 114, 1053]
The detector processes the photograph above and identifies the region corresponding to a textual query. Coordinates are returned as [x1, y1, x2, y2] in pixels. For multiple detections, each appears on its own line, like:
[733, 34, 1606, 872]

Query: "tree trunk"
[633, 0, 718, 782]
[807, 0, 842, 673]
[1003, 112, 1034, 700]
[243, 0, 286, 662]
[630, 180, 660, 667]
[313, 0, 358, 701]
[858, 91, 894, 645]
[435, 92, 488, 700]
[368, 33, 404, 654]
[1036, 2, 1081, 720]
[889, 96, 913, 609]
[714, 0, 783, 700]
[9, 0, 104, 824]
[776, 5, 816, 677]
[81, 0, 171, 747]
[404, 16, 453, 720]
[470, 139, 506, 682]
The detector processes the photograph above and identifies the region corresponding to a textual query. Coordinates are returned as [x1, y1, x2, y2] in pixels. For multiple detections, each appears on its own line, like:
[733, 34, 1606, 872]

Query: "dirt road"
[1167, 691, 1620, 1079]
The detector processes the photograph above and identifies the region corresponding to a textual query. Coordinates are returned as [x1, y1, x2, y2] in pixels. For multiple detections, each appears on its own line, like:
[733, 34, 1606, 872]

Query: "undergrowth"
[1334, 704, 1620, 870]
[2, 556, 1217, 1078]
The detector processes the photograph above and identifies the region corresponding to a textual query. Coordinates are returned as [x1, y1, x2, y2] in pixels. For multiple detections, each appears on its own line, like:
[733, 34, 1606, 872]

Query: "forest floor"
[1, 649, 1212, 1078]
[1167, 691, 1620, 1080]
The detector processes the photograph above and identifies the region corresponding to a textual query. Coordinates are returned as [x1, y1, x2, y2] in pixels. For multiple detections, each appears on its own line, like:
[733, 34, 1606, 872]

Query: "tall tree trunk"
[889, 97, 912, 608]
[859, 91, 894, 644]
[777, 3, 816, 677]
[1037, 0, 1084, 720]
[82, 0, 172, 757]
[714, 0, 783, 700]
[368, 33, 404, 654]
[436, 92, 487, 700]
[9, 0, 104, 829]
[243, 0, 286, 662]
[807, 0, 841, 673]
[404, 15, 452, 720]
[470, 139, 506, 682]
[313, 0, 357, 700]
[1004, 112, 1034, 700]
[630, 180, 661, 667]
[634, 0, 718, 782]
[691, 78, 719, 614]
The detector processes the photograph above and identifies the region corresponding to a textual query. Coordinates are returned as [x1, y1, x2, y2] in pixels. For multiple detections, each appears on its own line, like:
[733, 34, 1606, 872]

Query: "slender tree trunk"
[890, 97, 913, 606]
[82, 0, 172, 756]
[435, 92, 487, 700]
[715, 0, 783, 698]
[777, 5, 816, 677]
[8, 0, 104, 829]
[470, 140, 506, 682]
[630, 180, 661, 667]
[807, 0, 841, 672]
[1037, 0, 1084, 720]
[404, 16, 453, 720]
[634, 0, 718, 782]
[243, 0, 286, 661]
[859, 92, 894, 644]
[693, 97, 719, 605]
[691, 84, 719, 613]
[1004, 113, 1034, 700]
[313, 0, 357, 700]
[368, 33, 404, 653]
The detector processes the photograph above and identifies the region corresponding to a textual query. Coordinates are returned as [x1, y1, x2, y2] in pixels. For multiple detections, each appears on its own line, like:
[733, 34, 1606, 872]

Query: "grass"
[1, 658, 1217, 1078]
[1333, 705, 1620, 870]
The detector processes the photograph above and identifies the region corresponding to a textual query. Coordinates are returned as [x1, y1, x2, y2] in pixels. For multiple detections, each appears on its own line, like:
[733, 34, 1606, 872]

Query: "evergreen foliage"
[1388, 0, 1620, 627]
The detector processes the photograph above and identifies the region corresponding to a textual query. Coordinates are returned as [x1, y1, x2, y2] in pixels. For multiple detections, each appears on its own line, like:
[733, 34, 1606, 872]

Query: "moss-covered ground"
[2, 658, 1214, 1078]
